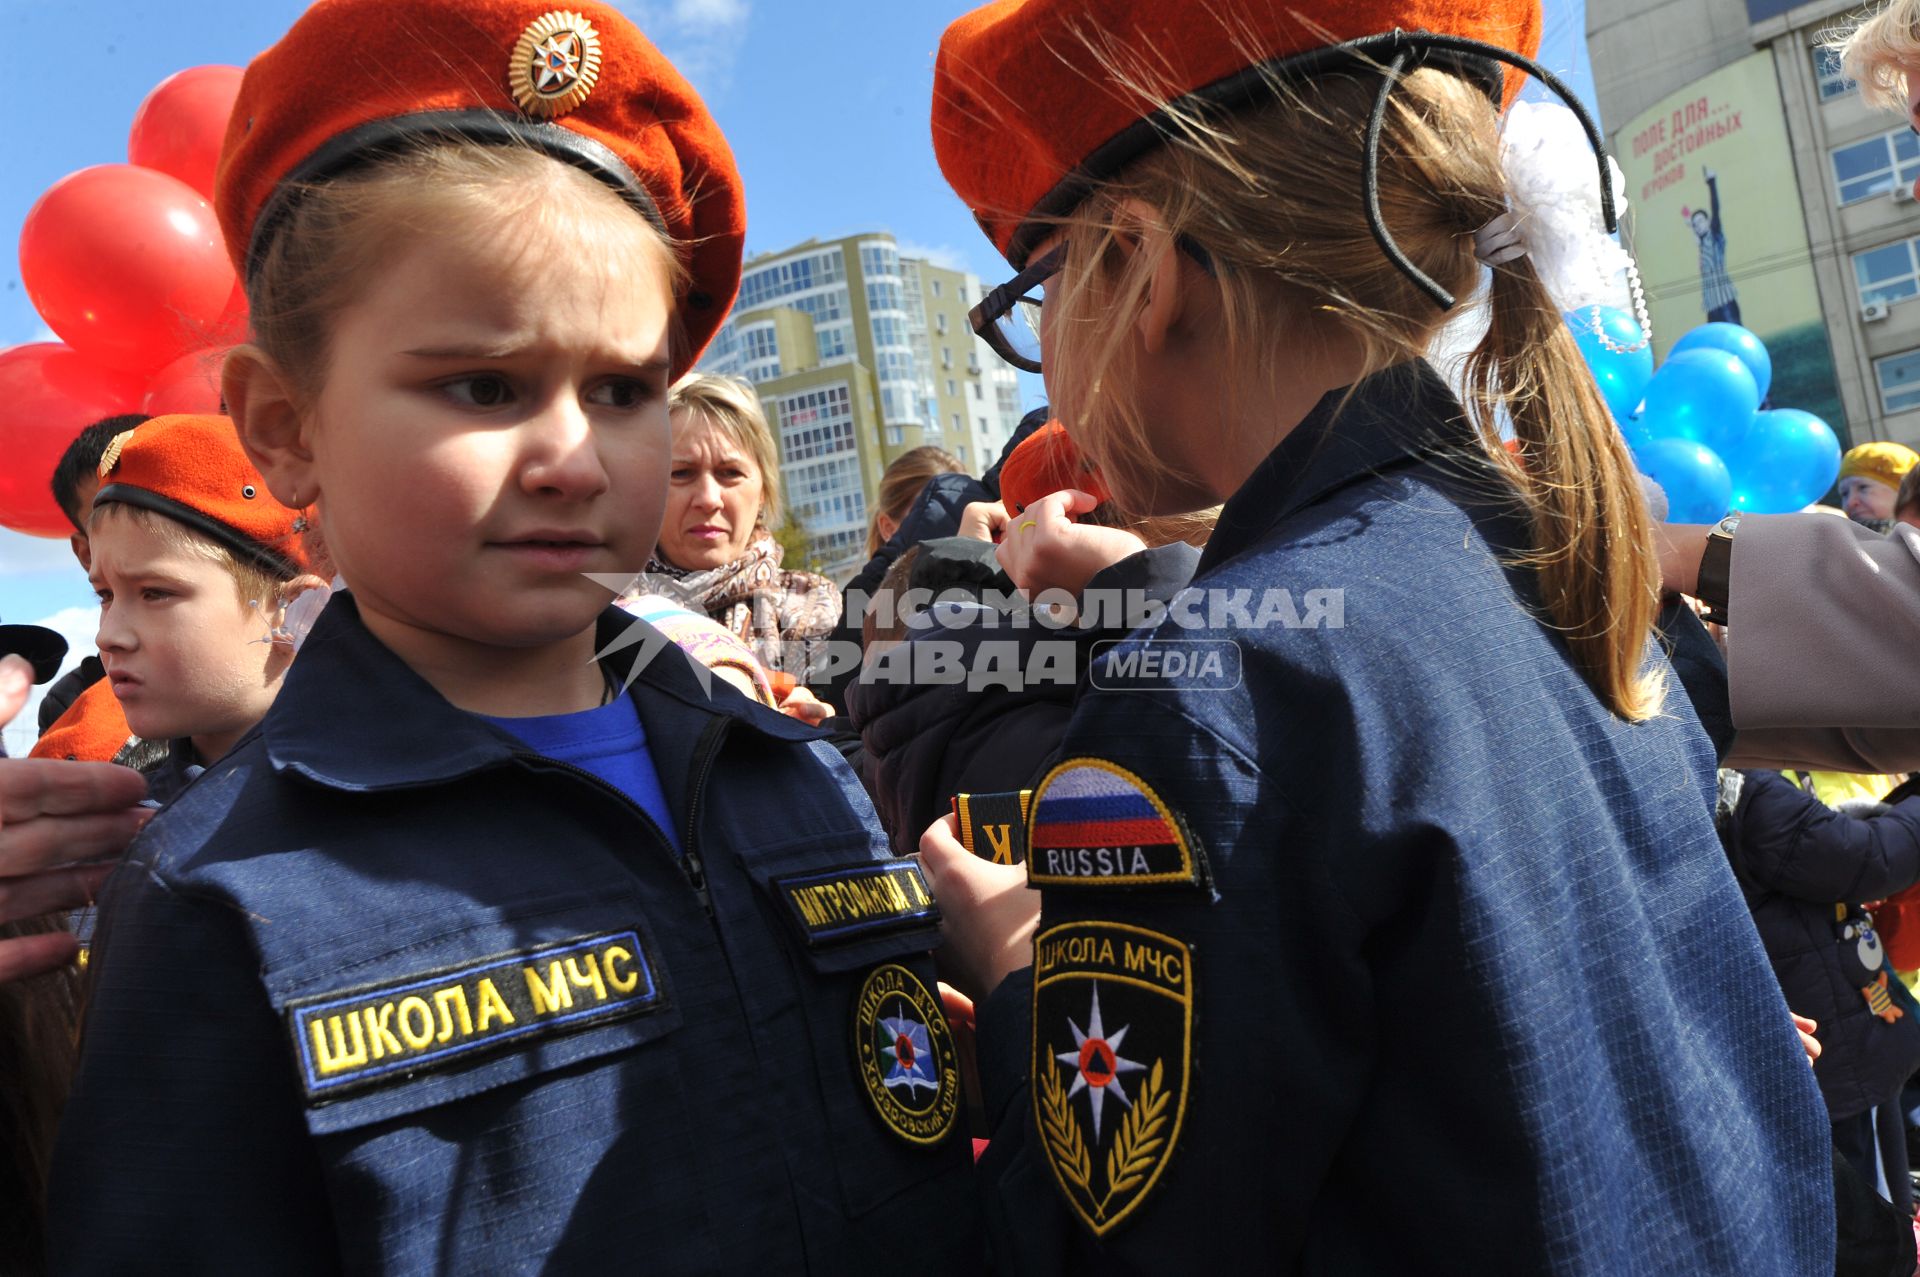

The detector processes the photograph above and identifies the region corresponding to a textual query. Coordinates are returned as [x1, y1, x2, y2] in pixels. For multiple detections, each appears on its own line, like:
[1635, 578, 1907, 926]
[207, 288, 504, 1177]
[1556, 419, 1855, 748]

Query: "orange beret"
[30, 678, 134, 764]
[92, 414, 312, 579]
[933, 0, 1542, 266]
[217, 0, 744, 375]
[999, 421, 1113, 514]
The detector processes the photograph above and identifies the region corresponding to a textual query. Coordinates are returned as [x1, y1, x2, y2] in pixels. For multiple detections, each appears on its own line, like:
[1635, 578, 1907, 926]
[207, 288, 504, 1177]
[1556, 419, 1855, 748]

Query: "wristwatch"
[1696, 510, 1740, 626]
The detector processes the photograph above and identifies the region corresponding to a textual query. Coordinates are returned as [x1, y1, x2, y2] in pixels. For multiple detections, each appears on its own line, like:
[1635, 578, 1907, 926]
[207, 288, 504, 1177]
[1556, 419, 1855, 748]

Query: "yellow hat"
[1838, 441, 1920, 491]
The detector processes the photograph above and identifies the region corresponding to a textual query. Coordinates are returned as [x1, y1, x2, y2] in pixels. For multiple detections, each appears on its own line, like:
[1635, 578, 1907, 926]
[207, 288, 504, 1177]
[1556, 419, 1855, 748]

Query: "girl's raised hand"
[0, 656, 149, 982]
[995, 489, 1146, 598]
[917, 812, 1038, 1003]
[957, 499, 1010, 544]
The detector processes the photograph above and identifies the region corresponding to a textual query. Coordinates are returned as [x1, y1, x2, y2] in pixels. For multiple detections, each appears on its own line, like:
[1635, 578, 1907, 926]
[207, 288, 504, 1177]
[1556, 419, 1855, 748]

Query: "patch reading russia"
[853, 962, 961, 1146]
[1027, 758, 1209, 889]
[1032, 921, 1193, 1238]
[770, 860, 940, 948]
[954, 789, 1033, 865]
[286, 930, 662, 1102]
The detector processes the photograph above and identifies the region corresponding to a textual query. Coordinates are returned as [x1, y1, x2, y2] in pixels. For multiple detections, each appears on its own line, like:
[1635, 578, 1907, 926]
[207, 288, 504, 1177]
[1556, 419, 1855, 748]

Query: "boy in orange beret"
[915, 0, 1831, 1270]
[69, 413, 322, 797]
[48, 2, 978, 1271]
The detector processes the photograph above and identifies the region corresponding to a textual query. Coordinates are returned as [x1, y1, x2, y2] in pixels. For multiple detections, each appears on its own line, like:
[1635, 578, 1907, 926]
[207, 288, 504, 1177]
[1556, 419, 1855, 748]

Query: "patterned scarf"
[639, 535, 841, 677]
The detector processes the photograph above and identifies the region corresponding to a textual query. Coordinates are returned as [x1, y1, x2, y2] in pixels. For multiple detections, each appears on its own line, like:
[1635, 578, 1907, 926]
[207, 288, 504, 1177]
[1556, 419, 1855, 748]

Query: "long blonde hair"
[1828, 0, 1920, 110]
[1040, 61, 1663, 720]
[866, 445, 964, 556]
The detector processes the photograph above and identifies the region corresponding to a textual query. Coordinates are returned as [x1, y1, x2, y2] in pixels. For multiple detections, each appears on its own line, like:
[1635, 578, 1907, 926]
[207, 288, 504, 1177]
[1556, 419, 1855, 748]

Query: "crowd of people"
[3, 0, 1920, 1271]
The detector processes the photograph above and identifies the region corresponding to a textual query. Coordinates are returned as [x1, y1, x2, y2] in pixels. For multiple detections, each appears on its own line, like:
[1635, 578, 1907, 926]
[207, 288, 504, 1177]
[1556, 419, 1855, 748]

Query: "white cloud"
[894, 240, 973, 275]
[2, 604, 98, 758]
[0, 527, 79, 576]
[619, 1, 751, 96]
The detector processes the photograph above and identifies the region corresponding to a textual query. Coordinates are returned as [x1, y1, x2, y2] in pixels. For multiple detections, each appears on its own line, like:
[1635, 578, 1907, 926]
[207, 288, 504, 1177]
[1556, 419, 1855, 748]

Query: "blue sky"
[0, 0, 1592, 738]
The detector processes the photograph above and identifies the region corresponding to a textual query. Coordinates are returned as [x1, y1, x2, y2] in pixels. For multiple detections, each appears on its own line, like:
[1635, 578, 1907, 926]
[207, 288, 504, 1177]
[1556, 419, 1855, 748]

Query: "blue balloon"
[1635, 437, 1733, 524]
[1670, 322, 1772, 402]
[1726, 409, 1843, 514]
[1638, 348, 1760, 456]
[1568, 307, 1654, 423]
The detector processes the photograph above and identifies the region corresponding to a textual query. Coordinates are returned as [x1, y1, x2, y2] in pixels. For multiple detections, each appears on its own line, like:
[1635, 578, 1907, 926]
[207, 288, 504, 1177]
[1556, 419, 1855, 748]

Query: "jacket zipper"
[678, 717, 731, 917]
[518, 725, 726, 919]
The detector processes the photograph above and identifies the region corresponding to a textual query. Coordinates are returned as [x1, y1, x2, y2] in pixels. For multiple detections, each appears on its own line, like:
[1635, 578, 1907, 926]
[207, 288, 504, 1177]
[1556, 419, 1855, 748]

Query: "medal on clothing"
[852, 963, 960, 1146]
[1032, 920, 1192, 1237]
[1026, 758, 1209, 890]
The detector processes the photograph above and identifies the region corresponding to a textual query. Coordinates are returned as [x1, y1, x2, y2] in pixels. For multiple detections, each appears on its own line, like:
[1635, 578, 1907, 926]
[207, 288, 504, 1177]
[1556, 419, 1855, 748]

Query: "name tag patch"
[286, 930, 663, 1102]
[953, 789, 1033, 865]
[771, 860, 940, 948]
[1032, 921, 1193, 1237]
[1027, 759, 1209, 890]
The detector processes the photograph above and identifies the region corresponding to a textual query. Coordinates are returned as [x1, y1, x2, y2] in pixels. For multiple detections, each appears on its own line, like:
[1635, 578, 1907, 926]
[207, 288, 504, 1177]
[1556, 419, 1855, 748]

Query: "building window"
[935, 313, 948, 335]
[933, 279, 944, 297]
[743, 326, 779, 362]
[1875, 348, 1920, 413]
[951, 413, 962, 431]
[1814, 45, 1856, 101]
[941, 347, 952, 370]
[972, 381, 983, 401]
[956, 444, 967, 463]
[1832, 128, 1920, 204]
[1854, 237, 1920, 308]
[946, 378, 957, 397]
[886, 425, 905, 446]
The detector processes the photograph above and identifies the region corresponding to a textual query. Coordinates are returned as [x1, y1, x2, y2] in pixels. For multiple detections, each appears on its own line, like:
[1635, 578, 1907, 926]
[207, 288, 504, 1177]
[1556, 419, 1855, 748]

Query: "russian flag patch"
[1026, 759, 1208, 890]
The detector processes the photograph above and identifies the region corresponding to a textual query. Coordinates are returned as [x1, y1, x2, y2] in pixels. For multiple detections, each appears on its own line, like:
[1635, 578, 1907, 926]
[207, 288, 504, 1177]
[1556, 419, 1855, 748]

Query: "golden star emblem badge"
[508, 11, 604, 119]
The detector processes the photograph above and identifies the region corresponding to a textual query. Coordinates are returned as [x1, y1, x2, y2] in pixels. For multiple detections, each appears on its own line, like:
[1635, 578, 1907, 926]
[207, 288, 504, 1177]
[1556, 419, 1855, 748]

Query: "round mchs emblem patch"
[508, 10, 604, 119]
[853, 963, 960, 1146]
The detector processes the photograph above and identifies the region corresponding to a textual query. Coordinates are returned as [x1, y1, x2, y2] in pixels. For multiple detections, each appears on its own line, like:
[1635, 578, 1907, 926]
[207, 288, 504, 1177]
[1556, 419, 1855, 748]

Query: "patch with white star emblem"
[507, 10, 604, 119]
[852, 963, 961, 1147]
[1032, 920, 1192, 1237]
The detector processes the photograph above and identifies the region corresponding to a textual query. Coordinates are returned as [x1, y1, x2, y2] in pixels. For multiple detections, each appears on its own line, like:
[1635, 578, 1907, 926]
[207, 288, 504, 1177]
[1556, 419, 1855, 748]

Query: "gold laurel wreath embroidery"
[1096, 1058, 1169, 1219]
[1039, 1050, 1092, 1194]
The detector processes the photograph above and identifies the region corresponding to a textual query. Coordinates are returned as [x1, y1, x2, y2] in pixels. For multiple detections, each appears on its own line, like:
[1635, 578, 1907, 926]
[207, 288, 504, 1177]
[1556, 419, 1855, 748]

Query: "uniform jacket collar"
[263, 592, 824, 792]
[1199, 361, 1475, 574]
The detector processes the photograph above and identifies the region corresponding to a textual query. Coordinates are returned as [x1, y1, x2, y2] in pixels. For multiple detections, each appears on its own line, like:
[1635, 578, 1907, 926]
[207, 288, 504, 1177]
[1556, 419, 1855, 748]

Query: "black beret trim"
[245, 108, 667, 281]
[94, 483, 302, 582]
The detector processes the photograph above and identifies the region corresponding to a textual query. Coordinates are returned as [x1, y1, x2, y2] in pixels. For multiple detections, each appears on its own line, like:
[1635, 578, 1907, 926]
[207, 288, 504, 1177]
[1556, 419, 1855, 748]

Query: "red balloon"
[0, 344, 146, 537]
[20, 164, 238, 376]
[143, 346, 231, 417]
[127, 65, 244, 200]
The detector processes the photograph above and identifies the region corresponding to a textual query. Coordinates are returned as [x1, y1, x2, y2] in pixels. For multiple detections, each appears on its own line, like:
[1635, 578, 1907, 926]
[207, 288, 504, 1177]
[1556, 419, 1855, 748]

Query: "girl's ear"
[1113, 198, 1188, 357]
[223, 345, 317, 509]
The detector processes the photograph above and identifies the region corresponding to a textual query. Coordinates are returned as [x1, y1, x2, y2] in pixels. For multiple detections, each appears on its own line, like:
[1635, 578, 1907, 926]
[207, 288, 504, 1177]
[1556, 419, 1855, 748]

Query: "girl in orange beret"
[916, 1, 1833, 1270]
[46, 2, 980, 1271]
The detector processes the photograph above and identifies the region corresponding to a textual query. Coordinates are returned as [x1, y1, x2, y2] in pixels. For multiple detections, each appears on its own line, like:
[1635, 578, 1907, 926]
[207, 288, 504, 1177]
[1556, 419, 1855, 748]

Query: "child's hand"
[958, 500, 1009, 544]
[0, 656, 150, 982]
[777, 684, 832, 726]
[996, 489, 1146, 598]
[1791, 1013, 1820, 1064]
[918, 812, 1038, 1002]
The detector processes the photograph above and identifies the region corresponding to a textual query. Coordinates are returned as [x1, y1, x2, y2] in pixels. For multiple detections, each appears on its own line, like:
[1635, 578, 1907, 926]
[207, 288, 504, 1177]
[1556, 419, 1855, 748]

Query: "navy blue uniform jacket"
[973, 365, 1831, 1273]
[48, 596, 979, 1272]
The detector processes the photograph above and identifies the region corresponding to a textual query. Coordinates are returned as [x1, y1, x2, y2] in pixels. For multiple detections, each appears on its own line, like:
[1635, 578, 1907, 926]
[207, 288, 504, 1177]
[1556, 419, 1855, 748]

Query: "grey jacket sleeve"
[1725, 515, 1920, 760]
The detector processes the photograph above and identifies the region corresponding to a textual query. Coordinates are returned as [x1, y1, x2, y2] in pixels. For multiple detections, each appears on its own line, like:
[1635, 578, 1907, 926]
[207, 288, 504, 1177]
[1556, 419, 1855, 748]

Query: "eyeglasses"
[969, 238, 1216, 374]
[969, 245, 1062, 374]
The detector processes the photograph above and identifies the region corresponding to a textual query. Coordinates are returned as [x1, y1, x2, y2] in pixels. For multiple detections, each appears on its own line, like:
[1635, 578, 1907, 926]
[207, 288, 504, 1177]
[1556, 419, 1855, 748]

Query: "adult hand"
[996, 489, 1146, 598]
[958, 500, 1009, 544]
[918, 812, 1038, 1003]
[0, 655, 149, 982]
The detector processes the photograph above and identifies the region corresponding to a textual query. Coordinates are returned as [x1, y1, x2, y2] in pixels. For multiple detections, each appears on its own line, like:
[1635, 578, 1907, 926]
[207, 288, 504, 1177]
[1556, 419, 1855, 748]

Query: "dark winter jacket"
[1722, 768, 1920, 1120]
[846, 541, 1199, 855]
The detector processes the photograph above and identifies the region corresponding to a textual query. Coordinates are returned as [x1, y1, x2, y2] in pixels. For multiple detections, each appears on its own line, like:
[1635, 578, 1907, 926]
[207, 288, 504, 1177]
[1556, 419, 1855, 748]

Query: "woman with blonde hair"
[645, 372, 840, 696]
[1831, 0, 1920, 121]
[913, 0, 1831, 1270]
[866, 445, 965, 558]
